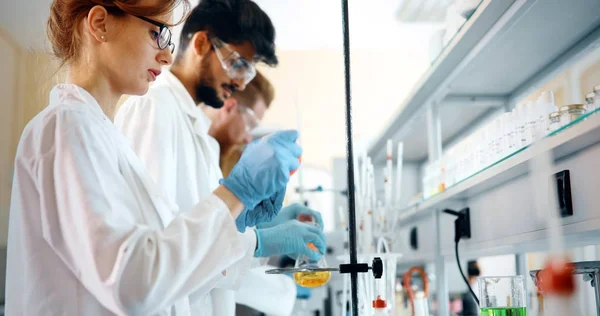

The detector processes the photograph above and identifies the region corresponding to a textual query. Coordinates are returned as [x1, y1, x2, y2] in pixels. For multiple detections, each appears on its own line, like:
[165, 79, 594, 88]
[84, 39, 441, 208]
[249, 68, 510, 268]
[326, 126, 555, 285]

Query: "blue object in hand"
[257, 203, 324, 230]
[254, 220, 326, 260]
[234, 188, 286, 232]
[221, 130, 302, 210]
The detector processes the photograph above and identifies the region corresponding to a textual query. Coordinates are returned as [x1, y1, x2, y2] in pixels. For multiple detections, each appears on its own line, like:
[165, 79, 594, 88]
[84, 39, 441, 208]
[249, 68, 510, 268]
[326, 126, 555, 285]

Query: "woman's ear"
[86, 6, 109, 43]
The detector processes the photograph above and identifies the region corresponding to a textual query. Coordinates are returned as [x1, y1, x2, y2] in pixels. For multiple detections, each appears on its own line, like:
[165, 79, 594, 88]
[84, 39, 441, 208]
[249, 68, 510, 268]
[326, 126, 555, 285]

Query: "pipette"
[395, 142, 404, 206]
[530, 147, 578, 315]
[385, 140, 393, 209]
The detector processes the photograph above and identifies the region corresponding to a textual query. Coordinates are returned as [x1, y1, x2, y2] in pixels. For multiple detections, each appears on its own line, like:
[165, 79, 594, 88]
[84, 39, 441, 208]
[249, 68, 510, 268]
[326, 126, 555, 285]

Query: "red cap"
[372, 296, 387, 308]
[537, 258, 575, 295]
[297, 214, 313, 223]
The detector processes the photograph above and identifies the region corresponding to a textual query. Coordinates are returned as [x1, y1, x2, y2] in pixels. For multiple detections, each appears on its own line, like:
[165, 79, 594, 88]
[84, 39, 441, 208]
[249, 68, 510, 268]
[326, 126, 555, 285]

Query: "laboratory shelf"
[368, 0, 515, 162]
[395, 110, 600, 228]
[368, 0, 600, 164]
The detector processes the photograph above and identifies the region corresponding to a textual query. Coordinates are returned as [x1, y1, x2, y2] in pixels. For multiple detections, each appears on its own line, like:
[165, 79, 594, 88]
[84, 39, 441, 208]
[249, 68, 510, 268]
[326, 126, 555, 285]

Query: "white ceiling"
[253, 0, 435, 50]
[0, 0, 441, 51]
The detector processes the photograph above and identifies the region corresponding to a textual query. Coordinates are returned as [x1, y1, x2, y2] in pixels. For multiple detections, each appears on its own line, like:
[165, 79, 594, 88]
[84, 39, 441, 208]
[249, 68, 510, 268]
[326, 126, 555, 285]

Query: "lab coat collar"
[50, 84, 109, 121]
[159, 69, 213, 135]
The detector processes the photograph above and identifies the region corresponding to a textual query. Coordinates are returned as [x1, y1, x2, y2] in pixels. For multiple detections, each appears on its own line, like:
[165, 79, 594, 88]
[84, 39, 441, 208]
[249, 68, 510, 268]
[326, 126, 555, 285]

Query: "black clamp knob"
[338, 257, 384, 279]
[372, 257, 383, 279]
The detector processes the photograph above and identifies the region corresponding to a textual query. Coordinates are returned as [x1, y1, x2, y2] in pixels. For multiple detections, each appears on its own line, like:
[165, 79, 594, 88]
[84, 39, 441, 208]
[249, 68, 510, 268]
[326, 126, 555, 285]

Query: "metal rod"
[340, 0, 359, 314]
[594, 269, 600, 316]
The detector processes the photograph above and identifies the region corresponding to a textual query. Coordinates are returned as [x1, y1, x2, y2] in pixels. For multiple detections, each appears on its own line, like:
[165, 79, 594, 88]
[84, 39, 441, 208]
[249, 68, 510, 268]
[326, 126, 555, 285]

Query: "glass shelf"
[417, 108, 600, 203]
[428, 0, 485, 66]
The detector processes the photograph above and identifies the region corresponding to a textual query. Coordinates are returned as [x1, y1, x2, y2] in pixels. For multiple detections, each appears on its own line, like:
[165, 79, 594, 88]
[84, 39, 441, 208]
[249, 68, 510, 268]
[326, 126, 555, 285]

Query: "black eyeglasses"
[134, 16, 175, 54]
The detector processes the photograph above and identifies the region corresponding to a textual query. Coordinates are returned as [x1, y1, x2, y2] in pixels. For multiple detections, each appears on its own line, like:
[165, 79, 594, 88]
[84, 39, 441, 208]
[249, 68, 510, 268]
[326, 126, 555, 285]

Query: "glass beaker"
[478, 276, 526, 316]
[293, 216, 331, 288]
[293, 243, 331, 288]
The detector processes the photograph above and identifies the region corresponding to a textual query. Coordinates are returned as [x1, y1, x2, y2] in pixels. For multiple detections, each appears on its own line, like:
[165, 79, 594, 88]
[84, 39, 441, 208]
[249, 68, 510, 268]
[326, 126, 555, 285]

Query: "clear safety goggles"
[211, 37, 257, 85]
[238, 104, 260, 133]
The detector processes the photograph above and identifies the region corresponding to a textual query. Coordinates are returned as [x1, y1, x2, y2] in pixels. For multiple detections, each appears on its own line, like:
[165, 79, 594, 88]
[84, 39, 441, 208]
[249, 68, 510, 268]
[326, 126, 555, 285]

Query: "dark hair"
[234, 71, 274, 108]
[48, 0, 190, 65]
[179, 0, 277, 65]
[467, 260, 480, 277]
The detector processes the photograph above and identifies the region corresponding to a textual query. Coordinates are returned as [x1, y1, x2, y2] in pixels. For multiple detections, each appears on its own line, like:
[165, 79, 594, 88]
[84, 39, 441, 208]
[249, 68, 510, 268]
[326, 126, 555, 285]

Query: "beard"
[194, 56, 224, 108]
[195, 84, 223, 108]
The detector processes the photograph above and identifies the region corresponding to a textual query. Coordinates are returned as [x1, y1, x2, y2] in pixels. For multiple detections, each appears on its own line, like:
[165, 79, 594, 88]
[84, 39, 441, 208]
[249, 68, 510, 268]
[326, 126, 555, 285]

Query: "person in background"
[5, 0, 302, 315]
[460, 260, 481, 316]
[208, 70, 274, 178]
[115, 0, 325, 315]
[209, 72, 313, 315]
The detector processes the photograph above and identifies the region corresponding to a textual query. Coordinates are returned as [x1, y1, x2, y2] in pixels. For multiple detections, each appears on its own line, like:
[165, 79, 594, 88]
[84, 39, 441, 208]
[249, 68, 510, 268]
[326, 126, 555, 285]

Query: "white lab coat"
[235, 265, 297, 315]
[5, 84, 255, 316]
[115, 70, 296, 316]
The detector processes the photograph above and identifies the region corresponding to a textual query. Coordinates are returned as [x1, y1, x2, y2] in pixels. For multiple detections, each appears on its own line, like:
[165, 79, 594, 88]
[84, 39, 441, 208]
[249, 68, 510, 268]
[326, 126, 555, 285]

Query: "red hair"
[47, 0, 190, 64]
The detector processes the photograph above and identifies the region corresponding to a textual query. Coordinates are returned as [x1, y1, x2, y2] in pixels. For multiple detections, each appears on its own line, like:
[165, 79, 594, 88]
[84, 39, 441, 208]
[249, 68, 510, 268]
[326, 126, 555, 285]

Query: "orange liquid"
[293, 271, 331, 288]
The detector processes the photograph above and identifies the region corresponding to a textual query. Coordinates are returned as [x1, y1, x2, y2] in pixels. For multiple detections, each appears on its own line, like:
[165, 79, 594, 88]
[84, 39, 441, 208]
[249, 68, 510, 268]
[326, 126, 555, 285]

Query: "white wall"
[0, 28, 63, 248]
[444, 254, 517, 294]
[0, 30, 19, 248]
[258, 46, 433, 171]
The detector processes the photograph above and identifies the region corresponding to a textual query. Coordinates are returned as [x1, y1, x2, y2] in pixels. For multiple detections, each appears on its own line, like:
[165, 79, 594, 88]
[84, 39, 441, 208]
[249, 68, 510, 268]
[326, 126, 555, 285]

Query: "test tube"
[395, 142, 403, 206]
[385, 140, 393, 208]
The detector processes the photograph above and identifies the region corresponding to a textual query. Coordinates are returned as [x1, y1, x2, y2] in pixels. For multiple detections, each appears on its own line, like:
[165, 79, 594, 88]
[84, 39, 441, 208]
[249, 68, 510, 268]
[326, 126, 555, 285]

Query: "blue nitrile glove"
[254, 220, 326, 260]
[234, 188, 286, 232]
[257, 203, 324, 230]
[221, 130, 301, 210]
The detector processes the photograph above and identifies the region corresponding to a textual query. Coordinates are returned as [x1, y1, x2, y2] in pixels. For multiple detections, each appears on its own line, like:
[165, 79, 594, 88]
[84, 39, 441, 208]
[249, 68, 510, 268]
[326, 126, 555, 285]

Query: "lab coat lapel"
[58, 85, 177, 228]
[187, 106, 221, 182]
[161, 70, 222, 185]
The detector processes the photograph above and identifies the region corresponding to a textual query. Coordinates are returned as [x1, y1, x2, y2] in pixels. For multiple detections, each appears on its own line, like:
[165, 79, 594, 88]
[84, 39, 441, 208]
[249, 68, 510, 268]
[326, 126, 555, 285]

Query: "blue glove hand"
[222, 130, 301, 210]
[234, 188, 286, 232]
[257, 203, 324, 230]
[254, 220, 326, 261]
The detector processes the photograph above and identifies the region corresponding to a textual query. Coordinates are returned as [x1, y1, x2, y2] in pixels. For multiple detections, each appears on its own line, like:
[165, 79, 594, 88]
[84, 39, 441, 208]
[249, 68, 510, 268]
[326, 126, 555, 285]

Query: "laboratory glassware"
[559, 104, 586, 125]
[478, 276, 526, 316]
[403, 266, 430, 316]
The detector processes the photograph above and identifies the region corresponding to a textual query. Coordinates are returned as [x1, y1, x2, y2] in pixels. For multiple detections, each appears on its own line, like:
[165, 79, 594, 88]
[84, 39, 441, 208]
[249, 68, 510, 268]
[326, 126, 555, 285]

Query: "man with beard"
[207, 71, 274, 178]
[115, 0, 325, 315]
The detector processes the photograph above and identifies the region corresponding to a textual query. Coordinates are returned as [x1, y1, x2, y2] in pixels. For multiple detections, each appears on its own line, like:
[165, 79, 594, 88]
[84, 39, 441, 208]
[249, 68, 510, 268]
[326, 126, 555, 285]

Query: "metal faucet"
[530, 261, 600, 316]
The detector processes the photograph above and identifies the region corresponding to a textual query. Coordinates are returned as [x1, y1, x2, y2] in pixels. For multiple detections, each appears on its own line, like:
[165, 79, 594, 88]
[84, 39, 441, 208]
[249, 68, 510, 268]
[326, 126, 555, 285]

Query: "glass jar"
[594, 85, 600, 112]
[559, 104, 586, 126]
[586, 92, 596, 112]
[478, 276, 526, 315]
[548, 111, 561, 133]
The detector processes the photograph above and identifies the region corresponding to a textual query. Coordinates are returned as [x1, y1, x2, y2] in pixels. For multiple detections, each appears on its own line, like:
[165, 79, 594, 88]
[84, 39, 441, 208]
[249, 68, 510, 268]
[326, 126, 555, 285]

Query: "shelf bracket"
[426, 102, 443, 162]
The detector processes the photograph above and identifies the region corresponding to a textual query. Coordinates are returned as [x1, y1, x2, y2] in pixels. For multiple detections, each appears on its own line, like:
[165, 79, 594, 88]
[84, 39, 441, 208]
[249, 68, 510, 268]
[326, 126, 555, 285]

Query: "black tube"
[340, 0, 359, 314]
[456, 241, 480, 306]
